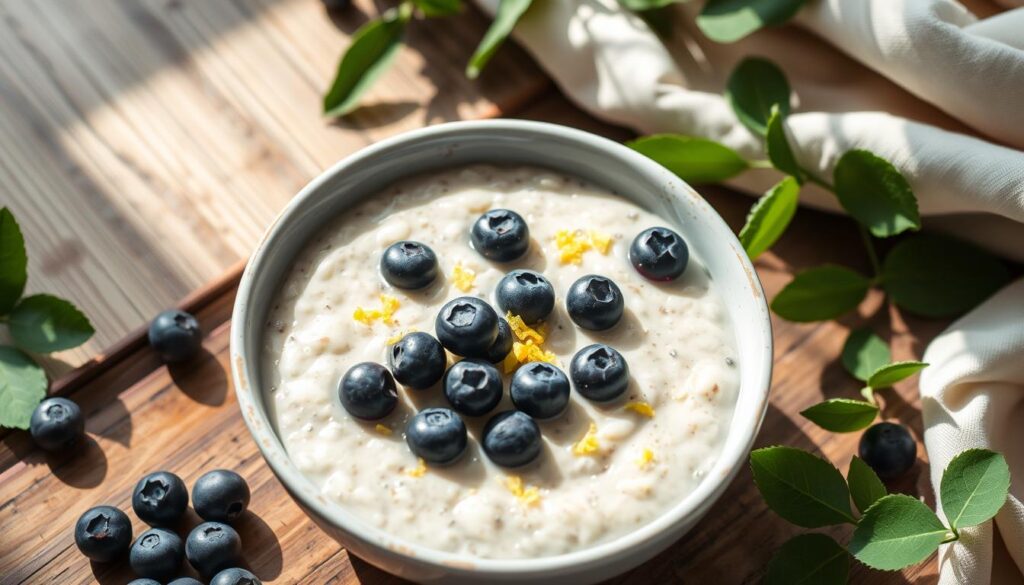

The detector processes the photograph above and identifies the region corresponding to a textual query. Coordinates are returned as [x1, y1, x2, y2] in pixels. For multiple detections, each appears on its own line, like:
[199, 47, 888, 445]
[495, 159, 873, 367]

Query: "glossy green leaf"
[697, 0, 806, 43]
[867, 361, 928, 389]
[941, 449, 1010, 530]
[842, 328, 891, 382]
[751, 446, 856, 527]
[617, 0, 685, 9]
[848, 456, 888, 514]
[0, 346, 47, 429]
[726, 57, 790, 136]
[801, 399, 879, 433]
[765, 107, 802, 180]
[771, 265, 870, 322]
[850, 494, 949, 571]
[467, 0, 533, 79]
[834, 150, 920, 238]
[739, 176, 799, 260]
[627, 134, 749, 183]
[323, 6, 410, 118]
[764, 533, 850, 585]
[412, 0, 462, 16]
[8, 294, 95, 353]
[0, 208, 27, 315]
[882, 235, 1010, 318]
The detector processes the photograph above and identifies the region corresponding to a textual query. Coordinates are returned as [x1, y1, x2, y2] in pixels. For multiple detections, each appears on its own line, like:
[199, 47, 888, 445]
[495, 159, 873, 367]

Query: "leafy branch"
[0, 208, 95, 429]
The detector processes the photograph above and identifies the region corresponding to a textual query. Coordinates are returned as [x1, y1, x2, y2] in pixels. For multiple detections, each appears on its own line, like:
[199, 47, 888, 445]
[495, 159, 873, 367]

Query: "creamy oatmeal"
[261, 165, 739, 559]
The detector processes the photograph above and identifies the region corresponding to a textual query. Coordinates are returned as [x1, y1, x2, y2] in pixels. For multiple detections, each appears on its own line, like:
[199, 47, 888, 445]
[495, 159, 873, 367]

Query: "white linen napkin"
[472, 0, 1024, 582]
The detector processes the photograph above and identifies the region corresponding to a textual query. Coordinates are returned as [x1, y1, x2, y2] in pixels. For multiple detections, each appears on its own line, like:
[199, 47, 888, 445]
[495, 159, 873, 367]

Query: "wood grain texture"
[0, 93, 946, 583]
[0, 0, 547, 373]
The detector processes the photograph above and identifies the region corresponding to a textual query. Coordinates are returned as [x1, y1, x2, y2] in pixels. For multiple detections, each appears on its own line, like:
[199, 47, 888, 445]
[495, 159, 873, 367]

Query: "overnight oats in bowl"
[260, 164, 741, 559]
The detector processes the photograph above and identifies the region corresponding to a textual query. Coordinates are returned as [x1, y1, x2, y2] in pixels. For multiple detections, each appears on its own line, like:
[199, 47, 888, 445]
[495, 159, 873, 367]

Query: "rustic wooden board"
[0, 92, 949, 581]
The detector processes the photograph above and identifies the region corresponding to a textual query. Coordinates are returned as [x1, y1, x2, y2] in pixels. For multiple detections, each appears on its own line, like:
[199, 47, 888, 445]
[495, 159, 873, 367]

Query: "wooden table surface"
[0, 0, 974, 583]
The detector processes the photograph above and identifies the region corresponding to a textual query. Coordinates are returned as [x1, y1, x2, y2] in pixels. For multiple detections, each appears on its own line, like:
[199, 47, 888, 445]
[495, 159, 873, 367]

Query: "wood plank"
[0, 0, 547, 372]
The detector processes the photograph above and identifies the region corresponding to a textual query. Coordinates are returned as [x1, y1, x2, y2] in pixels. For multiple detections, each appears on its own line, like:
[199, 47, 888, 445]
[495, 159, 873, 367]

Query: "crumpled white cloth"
[473, 0, 1024, 582]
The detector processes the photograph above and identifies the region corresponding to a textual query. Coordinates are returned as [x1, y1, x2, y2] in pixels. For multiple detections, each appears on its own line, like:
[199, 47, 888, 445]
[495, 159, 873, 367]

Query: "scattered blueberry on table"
[74, 505, 133, 562]
[148, 309, 203, 363]
[434, 296, 499, 357]
[168, 578, 203, 585]
[380, 240, 439, 289]
[859, 422, 917, 479]
[127, 579, 162, 585]
[132, 470, 189, 527]
[495, 269, 554, 324]
[193, 469, 251, 523]
[405, 407, 468, 465]
[566, 275, 624, 331]
[185, 521, 242, 577]
[629, 226, 689, 281]
[130, 527, 185, 581]
[443, 359, 504, 417]
[570, 344, 631, 402]
[29, 396, 85, 452]
[510, 362, 571, 420]
[482, 410, 542, 468]
[471, 209, 530, 262]
[211, 567, 263, 585]
[387, 332, 447, 389]
[339, 362, 398, 420]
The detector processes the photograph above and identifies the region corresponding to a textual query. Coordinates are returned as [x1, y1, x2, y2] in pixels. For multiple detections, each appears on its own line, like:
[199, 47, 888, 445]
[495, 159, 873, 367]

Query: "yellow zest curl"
[503, 476, 541, 506]
[451, 263, 476, 292]
[572, 423, 601, 456]
[353, 294, 401, 326]
[624, 402, 656, 418]
[374, 424, 393, 436]
[636, 448, 655, 468]
[554, 229, 613, 264]
[404, 458, 427, 478]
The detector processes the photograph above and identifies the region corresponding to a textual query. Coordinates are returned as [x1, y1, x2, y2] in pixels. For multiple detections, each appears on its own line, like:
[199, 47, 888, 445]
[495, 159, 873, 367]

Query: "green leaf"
[412, 0, 462, 16]
[8, 294, 95, 353]
[0, 346, 47, 429]
[697, 0, 806, 43]
[771, 265, 870, 322]
[842, 328, 891, 382]
[617, 0, 685, 9]
[764, 533, 850, 585]
[801, 399, 879, 433]
[849, 456, 888, 514]
[867, 361, 928, 389]
[323, 6, 410, 118]
[0, 208, 28, 315]
[750, 446, 856, 527]
[850, 494, 949, 571]
[627, 134, 749, 183]
[765, 107, 802, 180]
[726, 57, 791, 136]
[882, 234, 1010, 318]
[739, 176, 799, 260]
[940, 449, 1010, 530]
[467, 0, 533, 79]
[833, 150, 920, 238]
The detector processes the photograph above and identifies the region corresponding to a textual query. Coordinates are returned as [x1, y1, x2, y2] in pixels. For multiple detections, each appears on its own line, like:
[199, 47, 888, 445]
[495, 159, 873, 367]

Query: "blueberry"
[859, 422, 917, 479]
[132, 471, 189, 527]
[570, 344, 630, 402]
[510, 363, 570, 419]
[482, 411, 542, 468]
[484, 318, 513, 363]
[388, 332, 446, 389]
[186, 521, 242, 577]
[434, 296, 499, 357]
[443, 359, 503, 416]
[629, 227, 689, 281]
[339, 362, 398, 420]
[495, 270, 554, 324]
[128, 580, 162, 585]
[29, 397, 85, 452]
[168, 579, 203, 585]
[74, 505, 132, 562]
[193, 469, 251, 524]
[148, 309, 202, 363]
[405, 408, 468, 465]
[565, 275, 624, 331]
[471, 209, 529, 262]
[130, 528, 184, 581]
[211, 568, 262, 585]
[380, 241, 439, 289]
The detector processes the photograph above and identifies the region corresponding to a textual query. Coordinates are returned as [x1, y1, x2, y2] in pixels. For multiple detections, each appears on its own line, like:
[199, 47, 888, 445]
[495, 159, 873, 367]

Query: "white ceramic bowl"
[230, 120, 773, 584]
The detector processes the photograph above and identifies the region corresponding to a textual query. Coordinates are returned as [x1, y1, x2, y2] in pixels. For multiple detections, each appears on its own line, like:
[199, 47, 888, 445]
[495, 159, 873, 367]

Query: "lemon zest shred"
[354, 294, 401, 326]
[554, 229, 591, 264]
[512, 342, 558, 367]
[588, 230, 613, 254]
[503, 476, 541, 506]
[502, 350, 520, 374]
[624, 402, 656, 418]
[451, 263, 476, 292]
[404, 458, 427, 478]
[374, 424, 393, 436]
[636, 448, 655, 468]
[572, 423, 601, 456]
[506, 312, 545, 344]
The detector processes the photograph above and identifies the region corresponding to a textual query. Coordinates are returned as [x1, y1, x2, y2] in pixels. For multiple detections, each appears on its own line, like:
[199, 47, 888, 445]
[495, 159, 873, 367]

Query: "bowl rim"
[230, 119, 773, 576]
